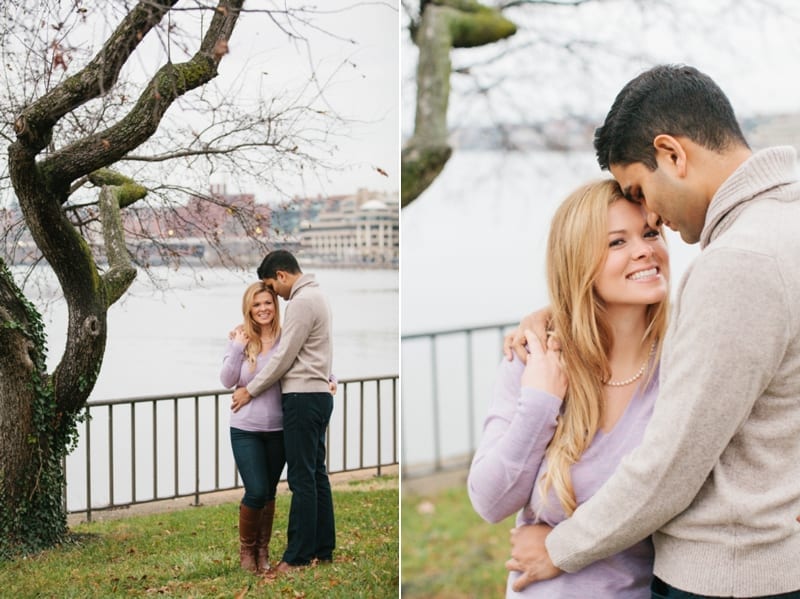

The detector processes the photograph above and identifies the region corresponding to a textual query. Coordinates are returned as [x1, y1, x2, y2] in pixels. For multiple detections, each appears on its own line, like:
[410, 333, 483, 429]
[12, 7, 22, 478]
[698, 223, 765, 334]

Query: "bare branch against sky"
[402, 0, 800, 139]
[0, 1, 399, 205]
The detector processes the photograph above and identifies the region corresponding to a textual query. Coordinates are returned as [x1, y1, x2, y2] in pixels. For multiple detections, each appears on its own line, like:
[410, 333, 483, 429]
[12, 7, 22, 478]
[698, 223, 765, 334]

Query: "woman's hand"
[520, 329, 567, 400]
[505, 524, 563, 592]
[231, 386, 252, 412]
[229, 324, 248, 345]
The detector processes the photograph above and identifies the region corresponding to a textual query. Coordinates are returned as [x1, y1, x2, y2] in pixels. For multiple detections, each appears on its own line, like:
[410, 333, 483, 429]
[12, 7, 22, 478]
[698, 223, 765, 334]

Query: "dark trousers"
[230, 428, 286, 509]
[281, 392, 335, 565]
[652, 577, 800, 599]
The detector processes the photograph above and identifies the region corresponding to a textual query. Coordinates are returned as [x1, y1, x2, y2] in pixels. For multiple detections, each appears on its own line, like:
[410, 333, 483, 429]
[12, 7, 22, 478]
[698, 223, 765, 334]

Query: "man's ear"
[653, 134, 688, 177]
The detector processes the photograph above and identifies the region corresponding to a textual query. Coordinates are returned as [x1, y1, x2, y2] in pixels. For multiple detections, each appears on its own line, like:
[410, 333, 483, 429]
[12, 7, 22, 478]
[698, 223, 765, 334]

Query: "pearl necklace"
[606, 342, 656, 387]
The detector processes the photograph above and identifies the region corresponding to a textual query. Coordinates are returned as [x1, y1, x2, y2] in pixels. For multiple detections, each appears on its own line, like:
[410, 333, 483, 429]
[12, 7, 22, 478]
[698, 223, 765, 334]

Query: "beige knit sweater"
[246, 273, 333, 396]
[546, 147, 800, 596]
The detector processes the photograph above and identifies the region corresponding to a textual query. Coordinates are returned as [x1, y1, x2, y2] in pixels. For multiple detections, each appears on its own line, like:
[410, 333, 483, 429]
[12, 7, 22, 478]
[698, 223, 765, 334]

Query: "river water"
[15, 265, 398, 510]
[25, 265, 399, 399]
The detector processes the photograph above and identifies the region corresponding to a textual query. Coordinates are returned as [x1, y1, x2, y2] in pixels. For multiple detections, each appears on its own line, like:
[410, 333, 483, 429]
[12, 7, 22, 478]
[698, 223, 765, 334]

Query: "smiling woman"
[220, 281, 285, 573]
[467, 178, 670, 598]
[595, 199, 669, 309]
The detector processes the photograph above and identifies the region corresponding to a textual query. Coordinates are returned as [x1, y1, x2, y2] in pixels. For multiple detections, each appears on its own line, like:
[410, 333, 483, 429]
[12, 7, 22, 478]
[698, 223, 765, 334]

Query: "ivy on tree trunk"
[0, 0, 244, 558]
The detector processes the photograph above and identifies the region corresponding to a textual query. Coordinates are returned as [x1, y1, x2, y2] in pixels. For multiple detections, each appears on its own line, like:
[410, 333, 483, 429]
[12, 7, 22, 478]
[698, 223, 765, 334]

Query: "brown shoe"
[275, 560, 304, 574]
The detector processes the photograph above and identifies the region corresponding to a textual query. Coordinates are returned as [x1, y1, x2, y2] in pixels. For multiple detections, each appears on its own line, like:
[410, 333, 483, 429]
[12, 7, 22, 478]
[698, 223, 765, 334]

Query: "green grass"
[0, 478, 398, 598]
[401, 484, 515, 598]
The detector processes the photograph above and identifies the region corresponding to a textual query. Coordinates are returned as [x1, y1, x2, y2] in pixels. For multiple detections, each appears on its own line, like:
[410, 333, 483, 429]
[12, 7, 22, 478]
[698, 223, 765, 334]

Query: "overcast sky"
[214, 1, 400, 199]
[402, 0, 800, 137]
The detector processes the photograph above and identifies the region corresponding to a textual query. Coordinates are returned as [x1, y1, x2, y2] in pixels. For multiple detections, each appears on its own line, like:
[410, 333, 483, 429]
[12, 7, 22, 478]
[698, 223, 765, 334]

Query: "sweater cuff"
[545, 519, 588, 573]
[519, 386, 562, 413]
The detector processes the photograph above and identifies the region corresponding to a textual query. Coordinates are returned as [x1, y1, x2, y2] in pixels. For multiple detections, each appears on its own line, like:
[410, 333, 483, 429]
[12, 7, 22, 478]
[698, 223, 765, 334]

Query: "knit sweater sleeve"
[220, 339, 246, 389]
[245, 295, 314, 397]
[546, 247, 790, 571]
[468, 355, 562, 524]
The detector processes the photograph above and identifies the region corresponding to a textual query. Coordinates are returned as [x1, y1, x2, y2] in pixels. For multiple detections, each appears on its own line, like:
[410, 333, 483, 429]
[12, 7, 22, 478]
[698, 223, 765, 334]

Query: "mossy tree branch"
[96, 170, 145, 307]
[9, 1, 244, 414]
[402, 0, 516, 207]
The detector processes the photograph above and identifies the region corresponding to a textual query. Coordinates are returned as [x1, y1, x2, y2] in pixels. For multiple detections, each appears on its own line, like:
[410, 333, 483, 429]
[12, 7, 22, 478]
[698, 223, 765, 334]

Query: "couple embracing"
[220, 249, 336, 576]
[469, 65, 800, 598]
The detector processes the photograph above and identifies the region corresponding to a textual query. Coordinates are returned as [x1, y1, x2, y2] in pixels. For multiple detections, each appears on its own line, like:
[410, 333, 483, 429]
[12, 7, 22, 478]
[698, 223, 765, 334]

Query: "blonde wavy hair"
[241, 282, 281, 370]
[538, 178, 669, 516]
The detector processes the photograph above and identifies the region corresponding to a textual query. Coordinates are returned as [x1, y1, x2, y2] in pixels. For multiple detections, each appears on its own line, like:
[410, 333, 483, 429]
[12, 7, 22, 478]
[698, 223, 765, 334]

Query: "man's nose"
[645, 210, 662, 229]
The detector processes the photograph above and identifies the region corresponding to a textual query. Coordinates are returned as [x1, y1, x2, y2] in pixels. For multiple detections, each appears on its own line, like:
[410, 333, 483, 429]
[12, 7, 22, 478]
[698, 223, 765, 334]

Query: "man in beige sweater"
[508, 65, 800, 597]
[232, 249, 335, 571]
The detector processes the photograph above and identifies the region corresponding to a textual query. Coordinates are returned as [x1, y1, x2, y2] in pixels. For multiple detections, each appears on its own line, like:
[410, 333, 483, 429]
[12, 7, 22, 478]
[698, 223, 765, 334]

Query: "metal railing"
[401, 323, 515, 478]
[65, 375, 398, 521]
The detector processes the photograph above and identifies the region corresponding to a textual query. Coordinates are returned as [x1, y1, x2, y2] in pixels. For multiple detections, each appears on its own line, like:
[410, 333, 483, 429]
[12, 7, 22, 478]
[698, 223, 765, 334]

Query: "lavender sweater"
[468, 355, 657, 598]
[221, 338, 283, 432]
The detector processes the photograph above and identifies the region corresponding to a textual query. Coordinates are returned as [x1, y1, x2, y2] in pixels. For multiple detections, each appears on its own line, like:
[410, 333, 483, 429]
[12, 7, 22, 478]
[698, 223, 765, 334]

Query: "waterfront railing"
[401, 323, 515, 478]
[65, 375, 398, 521]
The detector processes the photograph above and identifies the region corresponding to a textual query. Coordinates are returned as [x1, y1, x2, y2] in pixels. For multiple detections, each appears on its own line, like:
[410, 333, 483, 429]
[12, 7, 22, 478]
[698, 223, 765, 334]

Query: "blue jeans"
[281, 392, 335, 565]
[230, 428, 286, 509]
[652, 577, 800, 599]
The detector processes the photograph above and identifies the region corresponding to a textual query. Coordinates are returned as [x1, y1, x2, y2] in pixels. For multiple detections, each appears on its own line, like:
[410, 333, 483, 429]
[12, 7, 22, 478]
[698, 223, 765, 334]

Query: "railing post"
[194, 395, 200, 507]
[376, 380, 382, 476]
[214, 394, 220, 492]
[431, 335, 441, 471]
[466, 331, 475, 456]
[359, 380, 365, 470]
[173, 399, 179, 497]
[108, 405, 115, 509]
[152, 400, 158, 499]
[342, 384, 348, 471]
[392, 377, 397, 465]
[131, 403, 137, 504]
[85, 408, 92, 522]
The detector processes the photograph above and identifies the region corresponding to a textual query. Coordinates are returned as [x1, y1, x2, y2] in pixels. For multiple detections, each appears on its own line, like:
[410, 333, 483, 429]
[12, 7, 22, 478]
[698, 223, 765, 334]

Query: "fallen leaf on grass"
[417, 500, 435, 515]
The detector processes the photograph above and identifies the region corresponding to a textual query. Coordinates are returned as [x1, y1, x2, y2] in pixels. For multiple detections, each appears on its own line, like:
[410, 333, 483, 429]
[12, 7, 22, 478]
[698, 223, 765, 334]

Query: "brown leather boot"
[256, 500, 276, 573]
[239, 504, 261, 572]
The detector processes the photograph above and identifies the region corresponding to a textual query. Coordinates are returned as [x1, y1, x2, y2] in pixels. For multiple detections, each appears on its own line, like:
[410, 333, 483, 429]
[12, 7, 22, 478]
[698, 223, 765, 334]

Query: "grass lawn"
[0, 476, 398, 598]
[401, 483, 515, 598]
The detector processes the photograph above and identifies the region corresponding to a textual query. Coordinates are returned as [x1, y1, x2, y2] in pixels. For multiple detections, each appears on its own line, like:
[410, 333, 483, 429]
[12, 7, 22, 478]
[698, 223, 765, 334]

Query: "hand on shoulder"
[229, 324, 248, 344]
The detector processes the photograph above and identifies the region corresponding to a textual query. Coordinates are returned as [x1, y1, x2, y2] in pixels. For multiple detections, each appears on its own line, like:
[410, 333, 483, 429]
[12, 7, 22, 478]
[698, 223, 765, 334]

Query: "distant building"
[300, 189, 399, 266]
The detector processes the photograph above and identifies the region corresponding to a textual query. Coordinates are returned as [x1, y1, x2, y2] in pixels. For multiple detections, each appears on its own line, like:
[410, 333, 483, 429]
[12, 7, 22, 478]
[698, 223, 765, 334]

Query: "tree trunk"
[0, 261, 67, 555]
[402, 0, 516, 207]
[0, 0, 244, 558]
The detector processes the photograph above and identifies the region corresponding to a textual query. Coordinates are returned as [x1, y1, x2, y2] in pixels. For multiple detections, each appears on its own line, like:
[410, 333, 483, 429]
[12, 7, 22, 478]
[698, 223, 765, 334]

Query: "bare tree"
[0, 0, 363, 556]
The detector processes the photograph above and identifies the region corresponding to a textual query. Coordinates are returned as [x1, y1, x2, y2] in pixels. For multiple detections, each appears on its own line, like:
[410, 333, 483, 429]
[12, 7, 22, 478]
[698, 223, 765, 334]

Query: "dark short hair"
[594, 64, 749, 171]
[256, 249, 302, 279]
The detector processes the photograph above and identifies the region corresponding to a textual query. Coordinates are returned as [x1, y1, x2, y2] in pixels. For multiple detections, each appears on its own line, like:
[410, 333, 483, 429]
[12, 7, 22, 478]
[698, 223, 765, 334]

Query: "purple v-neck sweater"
[468, 354, 657, 598]
[221, 338, 283, 432]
